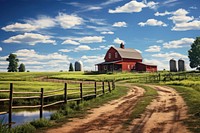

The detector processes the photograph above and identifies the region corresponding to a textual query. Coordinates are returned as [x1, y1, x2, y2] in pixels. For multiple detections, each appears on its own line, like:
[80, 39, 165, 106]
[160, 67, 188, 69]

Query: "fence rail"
[0, 80, 115, 128]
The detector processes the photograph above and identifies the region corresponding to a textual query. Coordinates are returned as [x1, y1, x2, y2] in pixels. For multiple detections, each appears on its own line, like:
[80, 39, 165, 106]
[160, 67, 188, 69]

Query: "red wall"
[105, 47, 121, 62]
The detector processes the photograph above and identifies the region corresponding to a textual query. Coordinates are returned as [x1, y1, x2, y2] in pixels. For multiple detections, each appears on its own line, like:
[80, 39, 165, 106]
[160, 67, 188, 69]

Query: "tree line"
[6, 54, 26, 72]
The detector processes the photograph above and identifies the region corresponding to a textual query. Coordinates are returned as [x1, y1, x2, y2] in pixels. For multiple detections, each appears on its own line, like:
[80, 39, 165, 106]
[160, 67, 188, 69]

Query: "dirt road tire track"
[46, 85, 145, 133]
[128, 85, 190, 133]
[46, 84, 190, 133]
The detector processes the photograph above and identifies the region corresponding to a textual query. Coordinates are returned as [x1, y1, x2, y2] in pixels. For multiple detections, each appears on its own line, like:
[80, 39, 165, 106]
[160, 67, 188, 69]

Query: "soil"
[46, 85, 190, 133]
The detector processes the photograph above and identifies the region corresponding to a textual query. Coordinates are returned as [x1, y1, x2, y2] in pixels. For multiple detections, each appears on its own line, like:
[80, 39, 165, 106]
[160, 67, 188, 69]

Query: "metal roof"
[96, 60, 122, 65]
[113, 47, 142, 60]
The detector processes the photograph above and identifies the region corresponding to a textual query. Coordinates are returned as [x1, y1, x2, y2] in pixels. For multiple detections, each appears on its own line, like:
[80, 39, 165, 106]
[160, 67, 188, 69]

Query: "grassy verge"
[124, 84, 158, 126]
[169, 85, 200, 133]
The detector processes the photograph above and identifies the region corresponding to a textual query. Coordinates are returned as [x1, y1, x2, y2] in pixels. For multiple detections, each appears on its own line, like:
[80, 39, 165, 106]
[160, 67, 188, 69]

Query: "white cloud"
[138, 19, 167, 27]
[2, 16, 56, 32]
[0, 49, 72, 71]
[2, 23, 37, 32]
[146, 1, 159, 10]
[87, 6, 102, 10]
[154, 11, 171, 16]
[163, 38, 195, 49]
[108, 1, 159, 13]
[55, 12, 83, 29]
[25, 16, 56, 29]
[109, 0, 146, 13]
[145, 45, 161, 52]
[156, 40, 164, 43]
[75, 45, 91, 51]
[3, 33, 56, 45]
[58, 49, 72, 52]
[100, 31, 114, 35]
[155, 8, 200, 31]
[0, 47, 2, 51]
[172, 20, 200, 31]
[79, 36, 104, 43]
[113, 37, 125, 44]
[112, 21, 127, 27]
[152, 52, 188, 59]
[81, 55, 104, 70]
[62, 39, 80, 45]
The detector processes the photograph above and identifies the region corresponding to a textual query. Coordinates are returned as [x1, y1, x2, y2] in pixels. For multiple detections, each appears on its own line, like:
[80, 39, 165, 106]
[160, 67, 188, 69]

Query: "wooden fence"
[0, 80, 115, 128]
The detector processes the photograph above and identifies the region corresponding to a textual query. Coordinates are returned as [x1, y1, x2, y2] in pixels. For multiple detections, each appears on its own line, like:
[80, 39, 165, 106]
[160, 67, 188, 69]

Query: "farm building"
[96, 43, 157, 73]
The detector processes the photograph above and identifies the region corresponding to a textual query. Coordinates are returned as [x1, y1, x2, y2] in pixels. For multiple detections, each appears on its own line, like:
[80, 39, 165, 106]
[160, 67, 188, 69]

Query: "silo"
[75, 61, 83, 71]
[169, 59, 177, 72]
[178, 59, 185, 71]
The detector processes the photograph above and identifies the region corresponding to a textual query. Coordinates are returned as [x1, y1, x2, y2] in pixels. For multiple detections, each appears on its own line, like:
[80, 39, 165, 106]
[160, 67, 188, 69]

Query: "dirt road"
[46, 85, 190, 133]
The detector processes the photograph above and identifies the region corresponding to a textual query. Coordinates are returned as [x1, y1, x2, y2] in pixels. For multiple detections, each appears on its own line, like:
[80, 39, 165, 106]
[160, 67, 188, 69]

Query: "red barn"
[96, 43, 157, 73]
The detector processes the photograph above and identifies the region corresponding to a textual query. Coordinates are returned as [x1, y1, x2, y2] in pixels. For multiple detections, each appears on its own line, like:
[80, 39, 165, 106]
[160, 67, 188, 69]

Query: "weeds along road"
[46, 84, 190, 133]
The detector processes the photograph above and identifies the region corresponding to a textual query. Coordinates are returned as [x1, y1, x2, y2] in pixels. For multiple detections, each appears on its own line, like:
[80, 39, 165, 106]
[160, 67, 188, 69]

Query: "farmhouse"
[96, 43, 157, 73]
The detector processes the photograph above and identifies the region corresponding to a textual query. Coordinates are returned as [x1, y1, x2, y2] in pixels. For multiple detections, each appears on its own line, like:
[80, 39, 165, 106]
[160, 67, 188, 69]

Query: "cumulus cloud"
[62, 39, 80, 45]
[56, 12, 83, 29]
[154, 11, 171, 16]
[113, 37, 125, 44]
[58, 49, 72, 52]
[0, 49, 72, 71]
[81, 55, 104, 70]
[3, 33, 56, 45]
[108, 1, 158, 13]
[138, 19, 167, 27]
[152, 52, 188, 59]
[163, 38, 195, 49]
[100, 31, 114, 35]
[112, 21, 127, 27]
[155, 8, 200, 31]
[2, 23, 37, 32]
[74, 45, 91, 51]
[0, 47, 2, 51]
[145, 45, 161, 52]
[79, 36, 104, 43]
[109, 0, 146, 13]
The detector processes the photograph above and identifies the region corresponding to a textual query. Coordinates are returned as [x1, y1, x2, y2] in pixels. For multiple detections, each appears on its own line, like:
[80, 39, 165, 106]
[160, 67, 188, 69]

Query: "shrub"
[50, 112, 64, 120]
[12, 123, 36, 133]
[30, 118, 51, 128]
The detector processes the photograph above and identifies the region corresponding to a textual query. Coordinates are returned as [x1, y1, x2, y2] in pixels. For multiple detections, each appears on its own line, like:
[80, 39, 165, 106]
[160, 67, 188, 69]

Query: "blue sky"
[0, 0, 199, 71]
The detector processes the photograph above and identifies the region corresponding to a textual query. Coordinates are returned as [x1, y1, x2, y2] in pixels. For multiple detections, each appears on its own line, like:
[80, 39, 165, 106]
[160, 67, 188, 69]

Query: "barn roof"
[113, 47, 142, 60]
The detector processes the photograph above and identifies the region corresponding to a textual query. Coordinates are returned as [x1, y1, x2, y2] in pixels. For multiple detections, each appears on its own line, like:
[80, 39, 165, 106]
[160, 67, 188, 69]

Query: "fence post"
[94, 82, 97, 97]
[108, 81, 111, 93]
[80, 83, 83, 101]
[40, 88, 44, 119]
[112, 80, 115, 90]
[102, 81, 105, 94]
[64, 83, 67, 104]
[9, 83, 13, 128]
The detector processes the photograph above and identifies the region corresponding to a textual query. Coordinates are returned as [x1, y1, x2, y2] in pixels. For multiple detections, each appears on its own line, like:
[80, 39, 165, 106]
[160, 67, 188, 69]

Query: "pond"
[0, 109, 56, 127]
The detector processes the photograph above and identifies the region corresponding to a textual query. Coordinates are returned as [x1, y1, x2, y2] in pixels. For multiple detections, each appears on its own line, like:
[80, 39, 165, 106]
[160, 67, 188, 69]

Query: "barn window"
[115, 52, 118, 58]
[108, 53, 111, 59]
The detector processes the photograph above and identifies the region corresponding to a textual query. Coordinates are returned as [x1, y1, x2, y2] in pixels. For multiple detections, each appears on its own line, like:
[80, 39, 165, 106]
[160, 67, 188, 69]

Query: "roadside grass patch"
[168, 85, 200, 133]
[30, 118, 51, 128]
[124, 84, 157, 126]
[12, 123, 36, 133]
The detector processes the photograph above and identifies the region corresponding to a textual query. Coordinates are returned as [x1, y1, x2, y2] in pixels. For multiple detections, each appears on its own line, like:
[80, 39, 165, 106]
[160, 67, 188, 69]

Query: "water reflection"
[0, 110, 55, 127]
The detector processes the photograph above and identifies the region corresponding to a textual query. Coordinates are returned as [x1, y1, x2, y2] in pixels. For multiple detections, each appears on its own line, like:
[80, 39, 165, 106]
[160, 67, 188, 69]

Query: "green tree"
[6, 53, 19, 72]
[188, 37, 200, 71]
[69, 63, 74, 71]
[18, 63, 26, 72]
